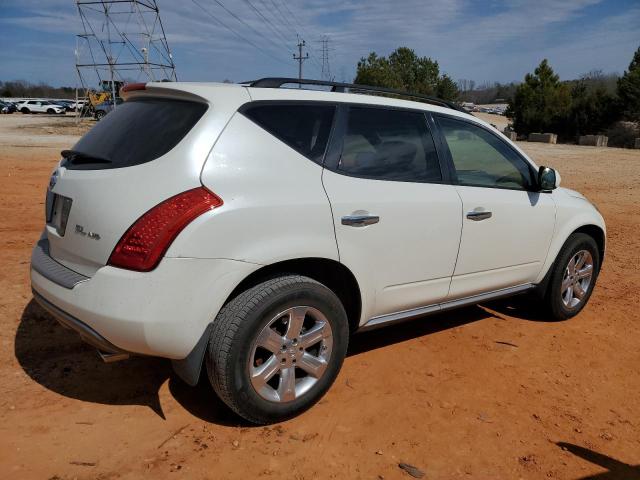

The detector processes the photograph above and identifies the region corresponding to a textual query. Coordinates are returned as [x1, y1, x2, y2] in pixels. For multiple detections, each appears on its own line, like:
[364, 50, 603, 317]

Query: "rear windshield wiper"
[61, 149, 112, 165]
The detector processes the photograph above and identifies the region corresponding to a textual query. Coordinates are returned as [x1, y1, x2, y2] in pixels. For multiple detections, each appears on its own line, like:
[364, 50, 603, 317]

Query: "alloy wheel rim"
[248, 306, 333, 403]
[561, 250, 594, 309]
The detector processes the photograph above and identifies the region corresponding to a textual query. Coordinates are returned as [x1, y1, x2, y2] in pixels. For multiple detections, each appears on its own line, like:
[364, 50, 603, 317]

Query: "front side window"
[437, 116, 534, 190]
[242, 103, 335, 164]
[338, 107, 442, 183]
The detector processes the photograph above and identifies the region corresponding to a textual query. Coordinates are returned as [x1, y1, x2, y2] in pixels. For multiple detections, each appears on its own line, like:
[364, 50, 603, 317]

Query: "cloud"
[0, 0, 637, 86]
[0, 13, 77, 34]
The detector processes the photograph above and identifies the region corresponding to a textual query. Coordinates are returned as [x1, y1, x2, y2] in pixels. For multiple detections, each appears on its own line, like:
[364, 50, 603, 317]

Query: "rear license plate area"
[47, 193, 73, 236]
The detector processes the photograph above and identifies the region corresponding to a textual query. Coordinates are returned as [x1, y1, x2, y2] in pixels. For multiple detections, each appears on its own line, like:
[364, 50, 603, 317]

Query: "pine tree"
[617, 46, 640, 121]
[354, 47, 459, 101]
[506, 59, 571, 135]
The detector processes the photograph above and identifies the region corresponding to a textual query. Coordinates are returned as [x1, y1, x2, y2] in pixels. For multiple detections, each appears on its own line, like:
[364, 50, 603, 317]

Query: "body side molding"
[359, 283, 534, 331]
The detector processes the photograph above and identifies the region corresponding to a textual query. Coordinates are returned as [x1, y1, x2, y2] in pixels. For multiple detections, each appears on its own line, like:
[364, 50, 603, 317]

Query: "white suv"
[31, 79, 605, 423]
[19, 100, 65, 114]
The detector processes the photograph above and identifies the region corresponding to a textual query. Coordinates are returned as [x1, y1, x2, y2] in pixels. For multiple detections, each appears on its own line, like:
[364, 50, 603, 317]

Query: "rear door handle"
[341, 215, 380, 227]
[466, 211, 492, 221]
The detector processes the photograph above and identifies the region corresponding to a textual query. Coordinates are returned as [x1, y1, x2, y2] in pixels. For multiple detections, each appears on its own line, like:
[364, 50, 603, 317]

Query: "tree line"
[0, 80, 76, 99]
[506, 48, 640, 146]
[354, 47, 459, 101]
[352, 45, 640, 147]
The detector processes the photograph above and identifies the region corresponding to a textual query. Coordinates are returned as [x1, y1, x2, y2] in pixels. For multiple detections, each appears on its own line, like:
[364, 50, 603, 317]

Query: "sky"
[0, 0, 638, 88]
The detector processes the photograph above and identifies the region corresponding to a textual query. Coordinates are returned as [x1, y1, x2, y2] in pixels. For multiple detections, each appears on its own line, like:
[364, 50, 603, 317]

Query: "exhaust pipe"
[98, 350, 130, 363]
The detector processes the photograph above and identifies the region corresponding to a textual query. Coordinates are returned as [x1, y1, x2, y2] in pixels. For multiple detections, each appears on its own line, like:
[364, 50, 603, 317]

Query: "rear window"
[241, 103, 335, 164]
[64, 98, 207, 170]
[338, 107, 442, 183]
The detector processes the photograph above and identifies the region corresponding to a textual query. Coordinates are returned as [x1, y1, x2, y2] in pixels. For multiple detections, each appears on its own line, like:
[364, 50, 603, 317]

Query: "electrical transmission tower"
[293, 37, 309, 82]
[75, 0, 177, 115]
[320, 35, 332, 81]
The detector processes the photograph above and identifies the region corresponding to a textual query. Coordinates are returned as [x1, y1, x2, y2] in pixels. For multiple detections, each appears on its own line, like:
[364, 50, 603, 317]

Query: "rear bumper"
[30, 239, 259, 359]
[32, 237, 88, 289]
[32, 289, 129, 359]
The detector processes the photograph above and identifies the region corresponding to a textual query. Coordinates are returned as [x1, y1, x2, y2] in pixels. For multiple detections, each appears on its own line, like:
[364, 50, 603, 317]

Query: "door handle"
[466, 210, 492, 221]
[341, 215, 380, 227]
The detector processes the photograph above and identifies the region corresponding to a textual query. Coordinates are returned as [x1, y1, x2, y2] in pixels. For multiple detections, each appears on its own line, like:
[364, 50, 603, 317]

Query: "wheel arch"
[536, 222, 606, 295]
[225, 257, 362, 334]
[573, 224, 605, 263]
[171, 256, 362, 387]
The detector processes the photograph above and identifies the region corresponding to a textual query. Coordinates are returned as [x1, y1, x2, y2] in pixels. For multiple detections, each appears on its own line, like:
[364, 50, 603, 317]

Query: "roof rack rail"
[246, 77, 468, 113]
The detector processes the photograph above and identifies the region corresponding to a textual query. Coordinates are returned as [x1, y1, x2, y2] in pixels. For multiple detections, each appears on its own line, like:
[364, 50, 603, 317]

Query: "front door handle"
[466, 210, 492, 221]
[341, 215, 380, 227]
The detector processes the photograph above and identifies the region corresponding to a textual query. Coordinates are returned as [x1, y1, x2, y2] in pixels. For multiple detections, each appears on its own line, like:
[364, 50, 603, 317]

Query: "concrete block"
[502, 131, 517, 141]
[579, 135, 608, 147]
[635, 138, 640, 149]
[528, 133, 557, 144]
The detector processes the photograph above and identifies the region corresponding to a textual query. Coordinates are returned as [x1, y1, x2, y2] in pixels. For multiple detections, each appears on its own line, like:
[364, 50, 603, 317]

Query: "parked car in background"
[18, 100, 65, 114]
[32, 79, 605, 424]
[93, 97, 124, 120]
[0, 101, 18, 113]
[54, 100, 75, 112]
[71, 100, 86, 111]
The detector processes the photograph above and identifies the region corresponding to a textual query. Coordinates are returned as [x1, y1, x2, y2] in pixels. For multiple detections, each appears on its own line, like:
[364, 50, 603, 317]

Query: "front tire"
[206, 275, 349, 424]
[544, 233, 600, 320]
[95, 110, 105, 120]
[21, 108, 30, 114]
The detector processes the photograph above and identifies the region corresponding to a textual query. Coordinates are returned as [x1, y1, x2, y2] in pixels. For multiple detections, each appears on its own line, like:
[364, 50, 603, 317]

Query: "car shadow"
[348, 304, 493, 357]
[556, 442, 640, 479]
[15, 293, 557, 426]
[14, 299, 243, 426]
[482, 293, 560, 322]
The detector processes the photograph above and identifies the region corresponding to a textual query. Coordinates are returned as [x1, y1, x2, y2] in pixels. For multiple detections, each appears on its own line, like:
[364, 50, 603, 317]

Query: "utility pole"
[293, 37, 309, 84]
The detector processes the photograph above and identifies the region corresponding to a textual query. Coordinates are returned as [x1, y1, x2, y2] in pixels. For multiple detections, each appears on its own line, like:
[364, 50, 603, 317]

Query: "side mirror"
[538, 166, 560, 191]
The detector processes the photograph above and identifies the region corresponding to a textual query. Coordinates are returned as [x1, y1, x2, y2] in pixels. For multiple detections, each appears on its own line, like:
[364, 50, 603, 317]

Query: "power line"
[204, 0, 289, 54]
[268, 0, 299, 38]
[276, 0, 330, 66]
[277, 0, 313, 43]
[190, 0, 292, 66]
[258, 0, 297, 44]
[259, 0, 322, 75]
[243, 0, 291, 48]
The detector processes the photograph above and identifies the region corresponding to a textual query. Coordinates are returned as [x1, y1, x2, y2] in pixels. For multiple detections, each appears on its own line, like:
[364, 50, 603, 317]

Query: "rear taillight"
[108, 187, 223, 272]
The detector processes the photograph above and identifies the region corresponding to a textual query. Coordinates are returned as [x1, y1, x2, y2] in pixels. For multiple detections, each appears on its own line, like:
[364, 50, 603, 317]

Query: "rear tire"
[544, 233, 600, 320]
[206, 275, 349, 424]
[95, 110, 105, 120]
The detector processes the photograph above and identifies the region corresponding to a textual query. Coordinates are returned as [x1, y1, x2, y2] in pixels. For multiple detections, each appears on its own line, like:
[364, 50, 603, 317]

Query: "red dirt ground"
[0, 122, 639, 479]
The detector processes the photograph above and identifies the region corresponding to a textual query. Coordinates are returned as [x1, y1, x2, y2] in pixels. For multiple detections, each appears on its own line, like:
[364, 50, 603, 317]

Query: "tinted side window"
[242, 104, 335, 163]
[338, 107, 441, 182]
[438, 116, 534, 190]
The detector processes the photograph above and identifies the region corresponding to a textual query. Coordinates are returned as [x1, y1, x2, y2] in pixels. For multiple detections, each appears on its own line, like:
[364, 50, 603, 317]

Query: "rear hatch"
[44, 84, 246, 276]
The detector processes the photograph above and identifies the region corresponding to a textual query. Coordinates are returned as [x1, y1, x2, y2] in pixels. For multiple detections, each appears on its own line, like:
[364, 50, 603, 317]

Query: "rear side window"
[338, 107, 442, 183]
[241, 103, 335, 163]
[64, 98, 207, 170]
